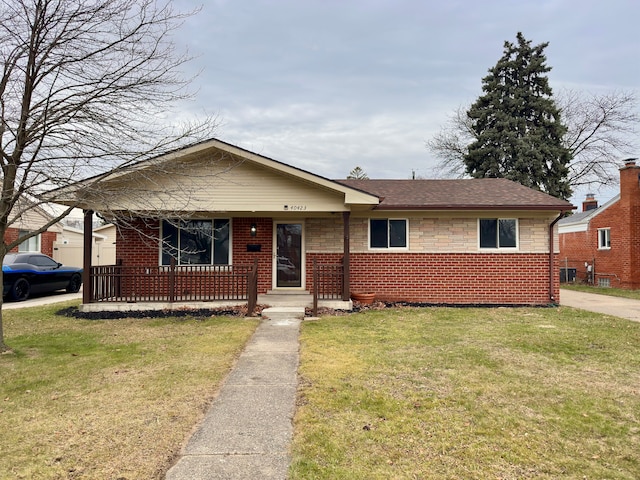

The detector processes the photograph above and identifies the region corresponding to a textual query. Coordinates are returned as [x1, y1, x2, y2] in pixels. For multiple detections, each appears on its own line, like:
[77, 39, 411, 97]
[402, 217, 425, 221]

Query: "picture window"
[161, 219, 230, 265]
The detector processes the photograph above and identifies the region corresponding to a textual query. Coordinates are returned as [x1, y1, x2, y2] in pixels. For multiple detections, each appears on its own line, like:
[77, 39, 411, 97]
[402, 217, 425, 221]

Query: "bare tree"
[558, 89, 639, 188]
[427, 89, 639, 188]
[0, 0, 217, 352]
[427, 105, 475, 179]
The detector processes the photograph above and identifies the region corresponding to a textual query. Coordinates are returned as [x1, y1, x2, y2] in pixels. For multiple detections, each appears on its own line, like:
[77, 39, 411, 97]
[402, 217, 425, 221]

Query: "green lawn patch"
[562, 284, 640, 300]
[292, 307, 640, 479]
[0, 301, 258, 479]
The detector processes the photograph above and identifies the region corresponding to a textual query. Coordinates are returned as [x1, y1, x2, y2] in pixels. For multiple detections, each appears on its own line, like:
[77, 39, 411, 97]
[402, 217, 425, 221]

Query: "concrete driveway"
[560, 288, 640, 322]
[3, 291, 82, 310]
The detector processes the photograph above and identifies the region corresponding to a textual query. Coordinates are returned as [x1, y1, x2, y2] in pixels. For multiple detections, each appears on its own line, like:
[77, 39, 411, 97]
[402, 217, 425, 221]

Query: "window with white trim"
[479, 218, 518, 249]
[369, 219, 408, 249]
[598, 228, 611, 250]
[18, 230, 41, 252]
[161, 219, 230, 265]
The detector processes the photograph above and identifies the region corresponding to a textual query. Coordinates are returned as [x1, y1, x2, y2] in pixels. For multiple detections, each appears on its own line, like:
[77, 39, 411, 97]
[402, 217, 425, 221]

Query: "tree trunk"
[0, 268, 9, 353]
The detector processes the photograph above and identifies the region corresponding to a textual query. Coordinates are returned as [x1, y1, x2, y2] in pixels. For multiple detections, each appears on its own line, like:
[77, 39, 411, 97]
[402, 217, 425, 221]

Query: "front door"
[274, 222, 303, 288]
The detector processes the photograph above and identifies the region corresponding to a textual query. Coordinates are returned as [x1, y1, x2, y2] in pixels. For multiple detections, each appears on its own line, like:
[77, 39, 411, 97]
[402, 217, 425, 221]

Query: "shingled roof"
[336, 178, 574, 211]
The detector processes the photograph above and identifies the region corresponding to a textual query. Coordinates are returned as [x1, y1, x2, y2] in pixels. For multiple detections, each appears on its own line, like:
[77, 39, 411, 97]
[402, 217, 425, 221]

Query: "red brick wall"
[307, 252, 556, 305]
[559, 163, 640, 290]
[232, 217, 273, 294]
[5, 228, 19, 252]
[115, 219, 160, 265]
[558, 230, 593, 283]
[40, 231, 56, 257]
[115, 217, 276, 294]
[622, 165, 640, 289]
[115, 217, 559, 305]
[350, 252, 555, 305]
[4, 227, 56, 256]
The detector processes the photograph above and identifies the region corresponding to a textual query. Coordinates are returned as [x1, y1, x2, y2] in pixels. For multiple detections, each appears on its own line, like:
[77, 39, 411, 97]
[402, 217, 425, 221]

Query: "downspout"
[548, 212, 564, 305]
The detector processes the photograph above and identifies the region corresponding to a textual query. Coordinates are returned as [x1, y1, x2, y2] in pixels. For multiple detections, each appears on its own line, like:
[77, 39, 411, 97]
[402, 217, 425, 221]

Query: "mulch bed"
[57, 299, 552, 320]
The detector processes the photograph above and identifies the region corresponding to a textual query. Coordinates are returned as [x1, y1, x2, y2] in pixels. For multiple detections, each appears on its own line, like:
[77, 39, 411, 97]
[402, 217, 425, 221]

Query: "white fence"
[52, 242, 116, 268]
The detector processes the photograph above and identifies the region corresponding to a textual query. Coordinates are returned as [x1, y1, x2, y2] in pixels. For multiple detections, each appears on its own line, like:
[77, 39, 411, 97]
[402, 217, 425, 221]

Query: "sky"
[172, 0, 639, 206]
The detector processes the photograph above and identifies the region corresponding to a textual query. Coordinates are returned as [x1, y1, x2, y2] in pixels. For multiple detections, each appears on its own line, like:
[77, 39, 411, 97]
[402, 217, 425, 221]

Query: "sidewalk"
[560, 288, 640, 322]
[165, 309, 302, 480]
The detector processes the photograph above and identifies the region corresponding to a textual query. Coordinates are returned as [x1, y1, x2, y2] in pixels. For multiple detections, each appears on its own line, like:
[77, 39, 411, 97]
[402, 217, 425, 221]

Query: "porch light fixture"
[250, 223, 257, 237]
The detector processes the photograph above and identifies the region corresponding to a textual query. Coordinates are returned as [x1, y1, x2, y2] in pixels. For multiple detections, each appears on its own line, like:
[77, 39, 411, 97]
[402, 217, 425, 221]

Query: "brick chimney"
[620, 158, 640, 289]
[582, 193, 598, 212]
[620, 158, 640, 203]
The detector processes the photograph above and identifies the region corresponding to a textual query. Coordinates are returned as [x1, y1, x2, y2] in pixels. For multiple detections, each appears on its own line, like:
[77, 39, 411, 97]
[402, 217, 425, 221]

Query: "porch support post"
[82, 209, 93, 304]
[342, 211, 350, 301]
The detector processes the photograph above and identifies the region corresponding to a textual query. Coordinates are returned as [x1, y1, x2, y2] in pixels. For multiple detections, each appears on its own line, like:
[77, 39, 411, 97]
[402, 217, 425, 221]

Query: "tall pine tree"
[464, 32, 572, 200]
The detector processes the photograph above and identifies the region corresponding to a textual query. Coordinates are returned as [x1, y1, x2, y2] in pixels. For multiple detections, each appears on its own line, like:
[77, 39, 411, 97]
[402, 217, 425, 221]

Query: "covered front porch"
[79, 212, 355, 315]
[52, 139, 381, 314]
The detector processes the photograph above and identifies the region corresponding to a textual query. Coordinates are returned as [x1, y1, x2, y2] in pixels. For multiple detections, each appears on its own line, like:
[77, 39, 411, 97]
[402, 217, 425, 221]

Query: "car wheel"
[10, 278, 30, 302]
[66, 274, 82, 293]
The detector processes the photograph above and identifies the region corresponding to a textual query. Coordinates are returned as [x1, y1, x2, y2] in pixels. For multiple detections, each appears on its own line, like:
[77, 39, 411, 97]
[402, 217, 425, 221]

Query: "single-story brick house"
[559, 159, 640, 289]
[53, 138, 573, 310]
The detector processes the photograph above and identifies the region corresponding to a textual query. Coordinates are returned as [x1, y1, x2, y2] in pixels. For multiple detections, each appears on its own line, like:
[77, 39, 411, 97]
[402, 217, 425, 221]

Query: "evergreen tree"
[464, 32, 572, 200]
[347, 166, 369, 179]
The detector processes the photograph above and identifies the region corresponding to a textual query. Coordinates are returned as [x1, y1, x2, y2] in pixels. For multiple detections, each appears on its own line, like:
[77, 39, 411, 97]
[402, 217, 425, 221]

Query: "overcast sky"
[172, 0, 639, 205]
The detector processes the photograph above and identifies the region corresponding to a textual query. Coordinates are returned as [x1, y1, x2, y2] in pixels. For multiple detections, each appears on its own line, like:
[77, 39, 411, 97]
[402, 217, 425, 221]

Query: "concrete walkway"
[560, 288, 640, 322]
[165, 309, 303, 480]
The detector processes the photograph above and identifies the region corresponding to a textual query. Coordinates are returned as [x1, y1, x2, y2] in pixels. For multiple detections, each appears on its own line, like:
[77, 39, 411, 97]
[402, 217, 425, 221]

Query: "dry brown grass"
[291, 306, 640, 479]
[0, 301, 258, 479]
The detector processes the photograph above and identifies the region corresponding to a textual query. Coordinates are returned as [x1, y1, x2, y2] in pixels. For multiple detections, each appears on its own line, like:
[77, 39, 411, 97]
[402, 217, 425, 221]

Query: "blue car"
[2, 253, 83, 302]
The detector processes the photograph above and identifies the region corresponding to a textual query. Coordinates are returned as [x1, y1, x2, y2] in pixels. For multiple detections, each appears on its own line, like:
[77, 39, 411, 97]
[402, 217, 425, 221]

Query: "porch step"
[258, 291, 353, 312]
[261, 307, 306, 320]
[258, 291, 313, 307]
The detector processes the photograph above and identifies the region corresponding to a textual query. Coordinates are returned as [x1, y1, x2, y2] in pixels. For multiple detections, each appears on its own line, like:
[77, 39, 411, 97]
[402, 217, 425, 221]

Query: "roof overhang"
[48, 138, 380, 211]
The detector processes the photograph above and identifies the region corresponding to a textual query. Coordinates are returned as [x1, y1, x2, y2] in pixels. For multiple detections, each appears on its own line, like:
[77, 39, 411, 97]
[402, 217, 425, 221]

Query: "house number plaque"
[284, 205, 307, 211]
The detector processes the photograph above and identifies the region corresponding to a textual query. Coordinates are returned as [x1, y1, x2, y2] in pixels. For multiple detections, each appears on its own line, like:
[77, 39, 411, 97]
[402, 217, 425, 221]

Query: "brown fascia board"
[372, 204, 576, 211]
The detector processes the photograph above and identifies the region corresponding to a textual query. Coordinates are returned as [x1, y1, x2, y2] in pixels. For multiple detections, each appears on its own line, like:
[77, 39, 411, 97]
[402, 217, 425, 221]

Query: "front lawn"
[292, 307, 640, 479]
[562, 284, 640, 300]
[0, 302, 258, 479]
[3, 302, 639, 479]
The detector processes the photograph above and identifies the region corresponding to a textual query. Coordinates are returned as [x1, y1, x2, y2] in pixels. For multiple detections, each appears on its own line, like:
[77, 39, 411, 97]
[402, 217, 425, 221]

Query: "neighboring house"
[559, 159, 640, 289]
[93, 224, 117, 266]
[53, 224, 117, 268]
[53, 138, 573, 308]
[4, 201, 60, 257]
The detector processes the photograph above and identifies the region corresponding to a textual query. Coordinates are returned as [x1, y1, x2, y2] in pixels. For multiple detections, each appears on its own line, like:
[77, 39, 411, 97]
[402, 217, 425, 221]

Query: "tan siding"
[307, 214, 556, 254]
[12, 208, 58, 232]
[100, 159, 348, 212]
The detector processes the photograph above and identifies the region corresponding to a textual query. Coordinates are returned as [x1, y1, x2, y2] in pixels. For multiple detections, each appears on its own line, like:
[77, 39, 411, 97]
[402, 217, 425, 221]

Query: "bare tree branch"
[427, 89, 639, 188]
[0, 0, 218, 351]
